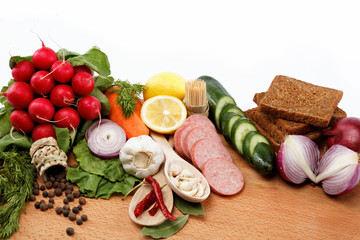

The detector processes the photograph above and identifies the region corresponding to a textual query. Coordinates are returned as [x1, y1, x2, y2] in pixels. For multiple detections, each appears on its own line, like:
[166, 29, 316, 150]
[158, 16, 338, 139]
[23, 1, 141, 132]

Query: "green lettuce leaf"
[0, 108, 12, 139]
[54, 127, 71, 154]
[0, 132, 32, 152]
[90, 88, 111, 116]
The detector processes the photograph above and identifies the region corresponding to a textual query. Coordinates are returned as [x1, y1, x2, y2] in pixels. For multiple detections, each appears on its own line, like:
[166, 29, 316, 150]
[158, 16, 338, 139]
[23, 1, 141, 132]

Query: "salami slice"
[184, 126, 221, 159]
[174, 124, 187, 157]
[191, 138, 233, 170]
[202, 158, 244, 196]
[183, 114, 216, 129]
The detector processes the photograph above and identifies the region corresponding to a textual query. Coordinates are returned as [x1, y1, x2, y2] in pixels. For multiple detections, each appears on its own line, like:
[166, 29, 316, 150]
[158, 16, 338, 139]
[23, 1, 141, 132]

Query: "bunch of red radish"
[3, 41, 101, 142]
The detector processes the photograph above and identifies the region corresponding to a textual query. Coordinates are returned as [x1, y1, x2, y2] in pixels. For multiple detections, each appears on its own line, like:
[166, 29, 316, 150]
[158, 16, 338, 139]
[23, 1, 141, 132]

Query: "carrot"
[105, 90, 149, 139]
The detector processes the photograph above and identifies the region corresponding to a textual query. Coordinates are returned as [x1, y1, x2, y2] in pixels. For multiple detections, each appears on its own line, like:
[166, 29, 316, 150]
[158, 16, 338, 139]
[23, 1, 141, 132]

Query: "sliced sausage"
[202, 158, 244, 196]
[174, 124, 187, 157]
[191, 138, 233, 170]
[183, 126, 221, 159]
[183, 114, 216, 129]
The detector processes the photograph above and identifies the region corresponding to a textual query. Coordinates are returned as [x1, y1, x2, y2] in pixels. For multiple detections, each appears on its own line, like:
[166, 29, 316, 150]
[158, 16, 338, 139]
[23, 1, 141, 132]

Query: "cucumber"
[243, 131, 270, 162]
[198, 75, 236, 129]
[252, 143, 275, 174]
[220, 112, 245, 142]
[220, 104, 245, 122]
[230, 118, 257, 155]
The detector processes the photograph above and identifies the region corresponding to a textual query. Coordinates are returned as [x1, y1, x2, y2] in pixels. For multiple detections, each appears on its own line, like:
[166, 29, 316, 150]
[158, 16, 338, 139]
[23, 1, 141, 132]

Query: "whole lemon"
[143, 72, 186, 101]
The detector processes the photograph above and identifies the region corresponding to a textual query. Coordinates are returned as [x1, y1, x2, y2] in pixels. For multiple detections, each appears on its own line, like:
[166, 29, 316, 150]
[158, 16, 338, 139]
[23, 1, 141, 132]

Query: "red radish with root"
[74, 65, 93, 76]
[2, 82, 34, 109]
[11, 60, 36, 82]
[28, 98, 55, 123]
[51, 60, 74, 83]
[32, 40, 58, 70]
[30, 70, 55, 95]
[71, 72, 95, 95]
[50, 84, 75, 107]
[9, 110, 35, 134]
[77, 96, 101, 120]
[54, 107, 80, 130]
[32, 123, 56, 142]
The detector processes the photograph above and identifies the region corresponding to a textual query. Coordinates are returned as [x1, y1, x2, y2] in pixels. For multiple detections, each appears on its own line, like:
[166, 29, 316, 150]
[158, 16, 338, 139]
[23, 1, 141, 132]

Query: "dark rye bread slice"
[253, 92, 347, 134]
[258, 75, 343, 127]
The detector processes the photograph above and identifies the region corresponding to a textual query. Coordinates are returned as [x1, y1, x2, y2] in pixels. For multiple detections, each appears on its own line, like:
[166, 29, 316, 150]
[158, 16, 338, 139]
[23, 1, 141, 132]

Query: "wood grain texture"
[10, 133, 360, 240]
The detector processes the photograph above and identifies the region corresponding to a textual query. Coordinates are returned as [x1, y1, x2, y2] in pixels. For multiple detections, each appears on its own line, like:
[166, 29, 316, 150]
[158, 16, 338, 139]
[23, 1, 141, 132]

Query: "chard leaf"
[139, 215, 189, 239]
[54, 127, 71, 154]
[90, 88, 111, 116]
[0, 132, 32, 152]
[174, 194, 205, 215]
[67, 46, 111, 76]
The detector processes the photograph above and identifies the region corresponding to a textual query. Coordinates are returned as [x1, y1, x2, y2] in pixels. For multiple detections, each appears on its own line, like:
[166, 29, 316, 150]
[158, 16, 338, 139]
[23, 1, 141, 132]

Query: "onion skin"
[277, 135, 319, 184]
[324, 117, 360, 153]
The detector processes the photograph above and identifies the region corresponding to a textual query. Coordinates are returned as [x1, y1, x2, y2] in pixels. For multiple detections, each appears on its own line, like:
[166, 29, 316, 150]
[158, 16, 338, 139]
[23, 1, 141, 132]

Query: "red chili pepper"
[134, 190, 156, 218]
[148, 201, 159, 216]
[145, 176, 177, 221]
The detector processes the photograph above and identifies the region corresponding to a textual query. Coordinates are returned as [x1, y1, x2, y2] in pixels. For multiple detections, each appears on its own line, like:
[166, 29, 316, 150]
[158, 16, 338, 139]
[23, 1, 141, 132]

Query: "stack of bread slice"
[244, 75, 346, 152]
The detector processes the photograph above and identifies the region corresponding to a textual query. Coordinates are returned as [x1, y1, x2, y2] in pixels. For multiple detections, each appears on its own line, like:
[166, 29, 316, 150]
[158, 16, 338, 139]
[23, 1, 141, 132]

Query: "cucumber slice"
[252, 142, 275, 174]
[220, 104, 245, 122]
[230, 118, 257, 155]
[243, 131, 270, 162]
[220, 112, 245, 141]
[198, 75, 236, 129]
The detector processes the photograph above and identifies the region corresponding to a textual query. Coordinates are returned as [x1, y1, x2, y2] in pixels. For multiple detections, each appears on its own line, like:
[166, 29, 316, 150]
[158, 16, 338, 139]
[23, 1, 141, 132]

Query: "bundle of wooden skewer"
[184, 79, 209, 117]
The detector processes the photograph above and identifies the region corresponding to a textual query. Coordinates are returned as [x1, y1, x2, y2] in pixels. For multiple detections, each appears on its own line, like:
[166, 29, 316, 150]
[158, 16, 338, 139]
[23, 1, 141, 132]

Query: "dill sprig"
[0, 150, 36, 239]
[110, 80, 146, 118]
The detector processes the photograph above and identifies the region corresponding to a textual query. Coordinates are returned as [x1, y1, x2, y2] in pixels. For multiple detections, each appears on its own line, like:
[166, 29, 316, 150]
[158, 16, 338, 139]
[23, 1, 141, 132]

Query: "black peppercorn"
[55, 206, 63, 215]
[28, 194, 36, 202]
[66, 227, 74, 236]
[33, 181, 39, 188]
[49, 198, 55, 204]
[40, 202, 48, 211]
[40, 200, 45, 204]
[58, 182, 66, 191]
[48, 202, 54, 209]
[42, 191, 48, 198]
[32, 188, 39, 196]
[78, 197, 86, 205]
[63, 205, 70, 211]
[60, 178, 67, 184]
[45, 181, 52, 189]
[76, 219, 83, 225]
[63, 198, 69, 204]
[49, 176, 56, 183]
[63, 209, 70, 217]
[67, 194, 74, 202]
[73, 190, 80, 198]
[64, 189, 72, 197]
[77, 205, 82, 211]
[72, 207, 79, 214]
[53, 181, 59, 188]
[81, 214, 87, 221]
[34, 201, 41, 209]
[40, 185, 45, 191]
[65, 185, 74, 191]
[68, 212, 76, 221]
[54, 188, 62, 196]
[48, 191, 55, 198]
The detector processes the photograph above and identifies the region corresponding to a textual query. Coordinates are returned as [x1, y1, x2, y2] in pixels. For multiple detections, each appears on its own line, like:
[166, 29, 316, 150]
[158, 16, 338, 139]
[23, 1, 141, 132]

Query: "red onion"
[324, 117, 360, 153]
[277, 135, 320, 184]
[315, 144, 360, 195]
[85, 118, 112, 140]
[86, 120, 126, 159]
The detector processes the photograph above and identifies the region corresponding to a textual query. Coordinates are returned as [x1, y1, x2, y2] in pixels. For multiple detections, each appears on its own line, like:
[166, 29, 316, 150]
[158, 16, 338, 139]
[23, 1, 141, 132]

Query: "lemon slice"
[141, 95, 187, 134]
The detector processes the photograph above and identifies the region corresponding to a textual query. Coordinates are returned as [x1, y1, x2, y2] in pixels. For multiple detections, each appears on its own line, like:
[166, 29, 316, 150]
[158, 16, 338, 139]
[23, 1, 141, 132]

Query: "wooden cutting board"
[10, 133, 360, 240]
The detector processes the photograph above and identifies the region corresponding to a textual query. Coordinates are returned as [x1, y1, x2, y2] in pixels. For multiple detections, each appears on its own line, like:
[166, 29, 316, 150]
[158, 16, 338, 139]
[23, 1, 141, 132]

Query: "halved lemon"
[141, 95, 187, 134]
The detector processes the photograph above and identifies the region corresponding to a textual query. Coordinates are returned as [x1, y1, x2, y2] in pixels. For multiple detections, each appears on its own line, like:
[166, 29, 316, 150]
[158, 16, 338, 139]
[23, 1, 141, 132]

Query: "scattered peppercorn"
[63, 198, 69, 204]
[32, 188, 39, 196]
[76, 219, 83, 225]
[65, 185, 74, 191]
[79, 197, 86, 205]
[72, 207, 79, 214]
[63, 209, 70, 217]
[73, 190, 80, 198]
[48, 202, 54, 209]
[60, 178, 67, 184]
[67, 194, 74, 202]
[55, 206, 63, 215]
[64, 189, 72, 196]
[40, 202, 48, 211]
[48, 191, 55, 198]
[49, 198, 55, 204]
[53, 181, 59, 188]
[63, 205, 70, 211]
[42, 191, 48, 198]
[45, 181, 52, 189]
[49, 176, 56, 183]
[66, 227, 74, 236]
[28, 194, 36, 202]
[40, 185, 45, 191]
[54, 188, 62, 196]
[40, 200, 45, 204]
[58, 182, 66, 191]
[68, 212, 76, 221]
[33, 181, 39, 188]
[81, 214, 88, 221]
[35, 202, 41, 209]
[77, 205, 82, 211]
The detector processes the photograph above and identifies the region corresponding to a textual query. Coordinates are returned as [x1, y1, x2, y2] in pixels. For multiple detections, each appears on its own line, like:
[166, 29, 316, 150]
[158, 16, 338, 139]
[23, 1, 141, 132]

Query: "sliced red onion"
[85, 118, 112, 140]
[315, 144, 360, 195]
[87, 120, 126, 159]
[277, 135, 320, 184]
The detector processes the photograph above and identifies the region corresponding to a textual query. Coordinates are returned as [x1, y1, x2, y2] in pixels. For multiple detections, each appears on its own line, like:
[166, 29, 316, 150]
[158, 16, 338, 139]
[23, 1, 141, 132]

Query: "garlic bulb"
[315, 144, 360, 195]
[120, 135, 164, 178]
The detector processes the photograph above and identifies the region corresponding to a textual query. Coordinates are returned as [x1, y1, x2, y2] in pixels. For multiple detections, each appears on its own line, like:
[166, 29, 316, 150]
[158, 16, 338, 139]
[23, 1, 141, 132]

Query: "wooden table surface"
[10, 134, 360, 240]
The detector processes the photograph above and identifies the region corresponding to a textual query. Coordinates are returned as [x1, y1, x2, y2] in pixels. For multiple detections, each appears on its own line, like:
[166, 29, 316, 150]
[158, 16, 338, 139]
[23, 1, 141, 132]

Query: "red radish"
[2, 82, 34, 109]
[51, 60, 74, 83]
[324, 117, 360, 153]
[32, 41, 58, 70]
[50, 84, 76, 107]
[30, 70, 55, 95]
[9, 110, 35, 134]
[32, 123, 56, 142]
[11, 60, 36, 82]
[74, 65, 93, 75]
[28, 98, 55, 123]
[54, 107, 80, 130]
[77, 96, 101, 120]
[71, 72, 95, 95]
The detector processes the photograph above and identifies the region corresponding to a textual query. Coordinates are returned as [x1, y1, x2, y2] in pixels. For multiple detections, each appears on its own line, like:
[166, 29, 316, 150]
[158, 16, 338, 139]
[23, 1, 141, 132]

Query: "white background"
[1, 0, 359, 117]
